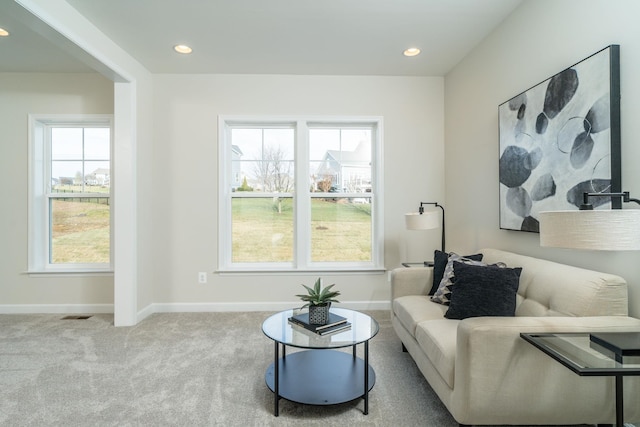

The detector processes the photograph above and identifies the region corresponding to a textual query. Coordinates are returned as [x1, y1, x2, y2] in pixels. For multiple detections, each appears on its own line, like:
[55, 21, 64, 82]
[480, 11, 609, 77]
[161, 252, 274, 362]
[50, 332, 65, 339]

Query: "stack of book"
[288, 312, 351, 335]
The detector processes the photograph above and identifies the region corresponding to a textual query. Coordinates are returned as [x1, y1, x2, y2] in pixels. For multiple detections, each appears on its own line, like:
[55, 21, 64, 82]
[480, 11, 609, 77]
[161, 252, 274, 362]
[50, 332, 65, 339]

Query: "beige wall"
[0, 73, 114, 308]
[0, 72, 444, 313]
[11, 0, 639, 319]
[445, 0, 640, 316]
[146, 74, 444, 309]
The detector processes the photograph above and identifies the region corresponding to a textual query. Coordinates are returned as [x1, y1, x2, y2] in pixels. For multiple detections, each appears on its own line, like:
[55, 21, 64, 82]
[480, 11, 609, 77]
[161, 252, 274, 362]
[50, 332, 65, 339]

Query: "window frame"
[218, 116, 384, 273]
[28, 114, 114, 274]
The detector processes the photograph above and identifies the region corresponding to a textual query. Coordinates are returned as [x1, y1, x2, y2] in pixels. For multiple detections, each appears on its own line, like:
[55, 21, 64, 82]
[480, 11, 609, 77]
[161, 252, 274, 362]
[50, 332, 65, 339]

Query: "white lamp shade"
[405, 211, 440, 230]
[539, 209, 640, 250]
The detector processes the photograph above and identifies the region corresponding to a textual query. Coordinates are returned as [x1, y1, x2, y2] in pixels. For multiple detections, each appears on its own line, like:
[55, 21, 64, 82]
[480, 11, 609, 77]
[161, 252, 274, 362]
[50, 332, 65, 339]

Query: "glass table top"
[262, 307, 379, 349]
[521, 333, 640, 375]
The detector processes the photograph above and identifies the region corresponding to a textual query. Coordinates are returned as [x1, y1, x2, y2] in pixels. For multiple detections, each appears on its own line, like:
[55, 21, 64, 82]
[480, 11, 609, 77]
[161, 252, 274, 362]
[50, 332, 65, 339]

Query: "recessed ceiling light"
[174, 44, 192, 54]
[0, 28, 9, 37]
[403, 47, 421, 57]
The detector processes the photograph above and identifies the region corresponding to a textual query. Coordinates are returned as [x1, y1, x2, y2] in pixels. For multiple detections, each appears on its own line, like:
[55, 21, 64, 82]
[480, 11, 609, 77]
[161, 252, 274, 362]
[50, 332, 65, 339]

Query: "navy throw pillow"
[430, 250, 483, 295]
[444, 261, 522, 320]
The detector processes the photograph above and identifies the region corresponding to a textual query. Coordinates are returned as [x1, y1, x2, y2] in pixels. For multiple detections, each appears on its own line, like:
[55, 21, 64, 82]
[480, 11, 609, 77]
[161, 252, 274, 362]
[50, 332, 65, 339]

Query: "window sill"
[25, 269, 114, 278]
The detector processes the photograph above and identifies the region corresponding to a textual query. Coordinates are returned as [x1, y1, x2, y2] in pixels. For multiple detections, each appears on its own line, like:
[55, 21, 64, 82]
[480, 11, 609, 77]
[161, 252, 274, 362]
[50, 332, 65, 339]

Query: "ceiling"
[1, 0, 523, 76]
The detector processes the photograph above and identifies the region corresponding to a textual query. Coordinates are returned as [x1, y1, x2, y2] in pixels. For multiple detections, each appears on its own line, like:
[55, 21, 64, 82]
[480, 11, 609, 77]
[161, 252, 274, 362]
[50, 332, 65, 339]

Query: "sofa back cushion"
[480, 248, 628, 317]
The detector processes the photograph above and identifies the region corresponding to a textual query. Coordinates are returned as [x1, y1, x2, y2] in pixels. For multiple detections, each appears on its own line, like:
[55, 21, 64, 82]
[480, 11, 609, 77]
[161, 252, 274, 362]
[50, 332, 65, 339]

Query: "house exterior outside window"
[218, 116, 384, 272]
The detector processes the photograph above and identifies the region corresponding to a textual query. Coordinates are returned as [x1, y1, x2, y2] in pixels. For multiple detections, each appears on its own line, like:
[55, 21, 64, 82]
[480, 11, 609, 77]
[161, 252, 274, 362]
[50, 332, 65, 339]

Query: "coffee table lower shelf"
[265, 349, 376, 407]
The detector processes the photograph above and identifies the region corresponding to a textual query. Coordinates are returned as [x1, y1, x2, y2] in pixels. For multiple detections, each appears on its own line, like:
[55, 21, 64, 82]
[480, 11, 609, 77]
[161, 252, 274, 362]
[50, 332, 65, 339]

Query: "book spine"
[288, 318, 319, 332]
[317, 323, 351, 335]
[289, 316, 347, 331]
[314, 319, 347, 331]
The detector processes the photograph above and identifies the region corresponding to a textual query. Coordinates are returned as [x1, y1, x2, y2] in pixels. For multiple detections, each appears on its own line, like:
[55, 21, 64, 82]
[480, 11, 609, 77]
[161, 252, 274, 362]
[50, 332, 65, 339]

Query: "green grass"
[50, 196, 371, 264]
[232, 198, 294, 262]
[51, 200, 110, 263]
[232, 197, 371, 262]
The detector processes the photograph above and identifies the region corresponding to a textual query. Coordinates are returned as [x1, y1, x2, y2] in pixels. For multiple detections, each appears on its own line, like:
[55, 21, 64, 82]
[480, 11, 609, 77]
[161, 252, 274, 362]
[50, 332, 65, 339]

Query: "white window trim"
[218, 115, 384, 273]
[27, 114, 114, 274]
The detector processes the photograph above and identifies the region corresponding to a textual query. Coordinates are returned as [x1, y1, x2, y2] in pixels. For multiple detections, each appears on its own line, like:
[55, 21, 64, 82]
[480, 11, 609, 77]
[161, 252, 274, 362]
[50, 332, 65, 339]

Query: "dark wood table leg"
[364, 340, 369, 415]
[353, 344, 356, 358]
[274, 341, 279, 416]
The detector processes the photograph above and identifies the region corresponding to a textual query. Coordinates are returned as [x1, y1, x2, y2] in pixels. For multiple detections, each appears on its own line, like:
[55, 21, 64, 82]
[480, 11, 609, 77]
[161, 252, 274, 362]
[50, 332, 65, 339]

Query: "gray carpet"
[0, 311, 618, 426]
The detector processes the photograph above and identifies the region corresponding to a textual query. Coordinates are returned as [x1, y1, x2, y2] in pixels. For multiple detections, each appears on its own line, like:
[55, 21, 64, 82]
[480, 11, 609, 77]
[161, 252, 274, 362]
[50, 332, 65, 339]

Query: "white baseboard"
[0, 301, 390, 323]
[136, 303, 155, 323]
[137, 301, 390, 322]
[0, 304, 114, 314]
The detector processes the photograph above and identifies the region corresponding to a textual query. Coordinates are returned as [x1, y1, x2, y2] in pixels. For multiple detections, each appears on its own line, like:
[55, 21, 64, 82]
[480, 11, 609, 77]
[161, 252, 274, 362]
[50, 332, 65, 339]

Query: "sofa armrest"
[390, 267, 434, 300]
[450, 315, 640, 424]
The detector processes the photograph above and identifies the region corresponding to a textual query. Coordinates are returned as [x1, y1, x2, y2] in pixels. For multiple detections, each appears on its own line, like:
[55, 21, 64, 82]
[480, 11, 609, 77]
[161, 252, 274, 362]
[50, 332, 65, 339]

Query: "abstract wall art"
[498, 45, 621, 232]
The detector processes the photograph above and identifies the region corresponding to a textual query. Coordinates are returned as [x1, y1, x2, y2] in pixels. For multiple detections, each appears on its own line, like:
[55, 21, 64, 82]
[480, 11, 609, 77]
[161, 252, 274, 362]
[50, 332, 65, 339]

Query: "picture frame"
[498, 45, 621, 232]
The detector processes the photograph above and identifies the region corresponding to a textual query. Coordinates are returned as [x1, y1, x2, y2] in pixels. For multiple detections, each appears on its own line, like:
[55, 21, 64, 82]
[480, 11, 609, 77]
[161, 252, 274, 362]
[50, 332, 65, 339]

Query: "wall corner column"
[113, 81, 137, 326]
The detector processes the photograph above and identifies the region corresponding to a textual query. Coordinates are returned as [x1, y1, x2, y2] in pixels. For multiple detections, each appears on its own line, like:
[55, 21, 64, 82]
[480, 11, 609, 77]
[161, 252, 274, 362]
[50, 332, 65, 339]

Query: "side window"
[29, 115, 113, 272]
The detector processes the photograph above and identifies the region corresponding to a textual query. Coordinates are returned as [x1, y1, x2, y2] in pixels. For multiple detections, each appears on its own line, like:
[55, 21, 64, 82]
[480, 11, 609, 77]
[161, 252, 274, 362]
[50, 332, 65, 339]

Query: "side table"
[401, 261, 434, 267]
[521, 332, 640, 427]
[262, 308, 379, 416]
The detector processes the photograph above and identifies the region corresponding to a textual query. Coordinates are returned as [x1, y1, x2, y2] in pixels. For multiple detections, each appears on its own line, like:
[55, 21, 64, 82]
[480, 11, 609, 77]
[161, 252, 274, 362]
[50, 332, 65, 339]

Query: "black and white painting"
[499, 45, 621, 232]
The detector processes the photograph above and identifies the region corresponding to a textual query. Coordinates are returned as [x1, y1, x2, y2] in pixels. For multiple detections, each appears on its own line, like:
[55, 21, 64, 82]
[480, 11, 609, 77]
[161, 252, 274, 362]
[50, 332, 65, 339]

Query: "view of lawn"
[232, 197, 371, 263]
[51, 195, 369, 265]
[232, 198, 294, 262]
[51, 199, 110, 263]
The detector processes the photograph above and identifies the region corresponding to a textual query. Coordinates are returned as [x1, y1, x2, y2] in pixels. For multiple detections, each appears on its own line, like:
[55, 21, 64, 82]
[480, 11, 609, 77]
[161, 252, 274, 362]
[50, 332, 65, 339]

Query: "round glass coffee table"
[262, 307, 379, 416]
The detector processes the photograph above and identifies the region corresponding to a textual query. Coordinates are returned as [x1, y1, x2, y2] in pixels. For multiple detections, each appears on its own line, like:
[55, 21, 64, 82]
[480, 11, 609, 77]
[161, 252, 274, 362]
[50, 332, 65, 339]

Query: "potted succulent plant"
[296, 277, 341, 325]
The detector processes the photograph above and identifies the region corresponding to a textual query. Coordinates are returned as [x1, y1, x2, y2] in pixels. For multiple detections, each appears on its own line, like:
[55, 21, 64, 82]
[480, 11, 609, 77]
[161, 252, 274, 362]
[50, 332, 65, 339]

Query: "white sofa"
[391, 248, 640, 426]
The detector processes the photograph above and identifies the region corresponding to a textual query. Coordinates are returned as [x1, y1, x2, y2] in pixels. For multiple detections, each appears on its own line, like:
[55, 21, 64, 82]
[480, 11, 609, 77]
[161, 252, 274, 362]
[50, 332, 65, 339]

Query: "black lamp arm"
[581, 191, 640, 210]
[418, 202, 446, 252]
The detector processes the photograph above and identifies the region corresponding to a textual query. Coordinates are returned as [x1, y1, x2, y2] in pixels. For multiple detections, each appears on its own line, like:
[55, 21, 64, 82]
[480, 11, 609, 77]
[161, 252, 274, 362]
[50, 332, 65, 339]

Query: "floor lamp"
[539, 192, 640, 250]
[404, 202, 445, 266]
[539, 192, 640, 426]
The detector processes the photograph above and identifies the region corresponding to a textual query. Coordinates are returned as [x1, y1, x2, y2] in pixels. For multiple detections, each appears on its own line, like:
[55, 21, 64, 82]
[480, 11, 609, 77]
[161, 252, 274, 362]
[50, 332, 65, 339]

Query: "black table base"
[265, 348, 375, 415]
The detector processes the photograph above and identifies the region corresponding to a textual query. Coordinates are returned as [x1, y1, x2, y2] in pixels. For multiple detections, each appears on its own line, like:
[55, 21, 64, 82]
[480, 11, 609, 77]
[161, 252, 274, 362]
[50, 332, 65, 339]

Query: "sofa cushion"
[432, 254, 489, 305]
[415, 319, 459, 388]
[431, 250, 483, 295]
[393, 296, 448, 336]
[444, 261, 523, 320]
